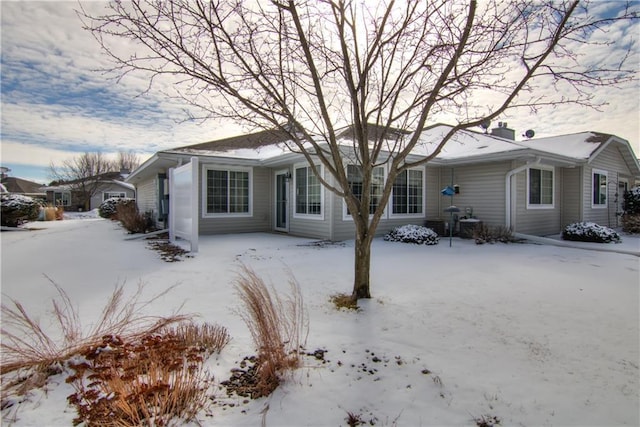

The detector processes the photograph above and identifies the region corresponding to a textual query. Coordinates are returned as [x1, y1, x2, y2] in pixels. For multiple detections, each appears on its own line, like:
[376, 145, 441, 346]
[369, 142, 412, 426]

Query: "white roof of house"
[517, 132, 607, 159]
[128, 124, 640, 182]
[412, 125, 525, 159]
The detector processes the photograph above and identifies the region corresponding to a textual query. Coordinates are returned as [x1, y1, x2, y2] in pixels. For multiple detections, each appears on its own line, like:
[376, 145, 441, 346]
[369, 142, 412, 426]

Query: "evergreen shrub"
[0, 194, 41, 227]
[384, 224, 439, 245]
[562, 222, 621, 243]
[98, 197, 135, 219]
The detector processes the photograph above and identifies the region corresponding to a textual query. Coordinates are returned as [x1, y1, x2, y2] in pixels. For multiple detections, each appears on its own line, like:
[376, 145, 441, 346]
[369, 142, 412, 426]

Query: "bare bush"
[234, 265, 307, 398]
[66, 322, 228, 426]
[1, 280, 188, 391]
[116, 201, 154, 234]
[622, 213, 640, 234]
[473, 224, 516, 244]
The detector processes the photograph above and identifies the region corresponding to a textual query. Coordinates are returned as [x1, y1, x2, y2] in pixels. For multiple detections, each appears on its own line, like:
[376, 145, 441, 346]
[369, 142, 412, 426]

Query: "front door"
[275, 170, 289, 232]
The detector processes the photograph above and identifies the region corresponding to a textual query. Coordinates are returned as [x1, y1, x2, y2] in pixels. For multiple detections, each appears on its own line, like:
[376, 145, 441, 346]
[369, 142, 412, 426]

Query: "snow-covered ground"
[1, 215, 638, 426]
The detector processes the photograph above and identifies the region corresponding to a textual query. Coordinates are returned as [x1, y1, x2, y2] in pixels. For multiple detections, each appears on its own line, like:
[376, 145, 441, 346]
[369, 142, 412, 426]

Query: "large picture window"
[54, 191, 71, 206]
[392, 169, 423, 215]
[205, 168, 250, 214]
[528, 167, 553, 208]
[592, 169, 608, 208]
[347, 165, 384, 215]
[295, 166, 322, 216]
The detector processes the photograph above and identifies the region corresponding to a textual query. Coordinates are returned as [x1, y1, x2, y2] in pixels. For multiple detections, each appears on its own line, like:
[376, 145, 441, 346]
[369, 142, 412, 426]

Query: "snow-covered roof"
[412, 125, 526, 159]
[167, 129, 298, 161]
[131, 123, 639, 178]
[517, 132, 610, 159]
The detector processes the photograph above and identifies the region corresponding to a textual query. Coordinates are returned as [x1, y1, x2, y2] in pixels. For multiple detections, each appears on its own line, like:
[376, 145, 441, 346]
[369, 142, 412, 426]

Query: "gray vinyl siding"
[582, 144, 631, 228]
[136, 177, 158, 218]
[286, 166, 333, 239]
[89, 183, 135, 211]
[513, 166, 562, 235]
[561, 166, 582, 227]
[436, 162, 511, 227]
[289, 183, 332, 239]
[198, 166, 272, 234]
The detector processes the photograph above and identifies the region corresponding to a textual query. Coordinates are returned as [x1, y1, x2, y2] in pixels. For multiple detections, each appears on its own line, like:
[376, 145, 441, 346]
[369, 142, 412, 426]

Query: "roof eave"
[588, 136, 640, 177]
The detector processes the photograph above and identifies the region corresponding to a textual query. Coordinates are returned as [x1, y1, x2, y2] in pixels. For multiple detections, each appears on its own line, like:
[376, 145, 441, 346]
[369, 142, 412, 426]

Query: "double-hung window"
[204, 168, 250, 215]
[391, 169, 423, 215]
[346, 165, 385, 215]
[527, 167, 554, 208]
[295, 165, 322, 216]
[592, 169, 608, 208]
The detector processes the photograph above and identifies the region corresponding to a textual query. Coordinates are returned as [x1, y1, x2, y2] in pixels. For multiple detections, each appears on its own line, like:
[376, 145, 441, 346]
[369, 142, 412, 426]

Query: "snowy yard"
[1, 215, 638, 426]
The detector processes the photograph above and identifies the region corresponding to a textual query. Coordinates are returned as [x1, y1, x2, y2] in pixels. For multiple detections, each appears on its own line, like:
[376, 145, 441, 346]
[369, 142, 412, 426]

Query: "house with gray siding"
[43, 172, 136, 211]
[126, 124, 640, 240]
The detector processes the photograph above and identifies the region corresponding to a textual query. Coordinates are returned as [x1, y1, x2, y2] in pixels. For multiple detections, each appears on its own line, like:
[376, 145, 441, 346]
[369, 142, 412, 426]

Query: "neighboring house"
[43, 172, 136, 211]
[0, 176, 46, 199]
[125, 124, 640, 240]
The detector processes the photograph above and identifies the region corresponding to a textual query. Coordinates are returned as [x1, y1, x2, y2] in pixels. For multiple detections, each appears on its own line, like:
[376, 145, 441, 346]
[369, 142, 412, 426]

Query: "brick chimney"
[491, 122, 515, 140]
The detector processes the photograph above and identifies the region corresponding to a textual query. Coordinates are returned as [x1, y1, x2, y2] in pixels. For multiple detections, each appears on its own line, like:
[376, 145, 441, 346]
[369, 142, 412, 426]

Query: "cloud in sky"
[1, 1, 638, 185]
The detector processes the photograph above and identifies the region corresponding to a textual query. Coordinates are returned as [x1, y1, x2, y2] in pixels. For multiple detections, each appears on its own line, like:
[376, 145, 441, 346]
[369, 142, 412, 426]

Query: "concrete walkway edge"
[514, 233, 640, 257]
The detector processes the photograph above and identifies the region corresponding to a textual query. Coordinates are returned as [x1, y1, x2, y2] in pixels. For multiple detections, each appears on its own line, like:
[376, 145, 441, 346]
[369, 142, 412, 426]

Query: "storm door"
[275, 170, 289, 232]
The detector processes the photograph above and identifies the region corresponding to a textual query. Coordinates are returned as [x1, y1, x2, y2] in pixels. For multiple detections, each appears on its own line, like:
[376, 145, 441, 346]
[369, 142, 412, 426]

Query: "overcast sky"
[1, 1, 639, 185]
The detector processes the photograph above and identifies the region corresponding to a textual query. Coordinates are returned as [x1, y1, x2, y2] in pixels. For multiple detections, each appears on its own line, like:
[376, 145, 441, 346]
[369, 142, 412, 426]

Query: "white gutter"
[505, 157, 541, 230]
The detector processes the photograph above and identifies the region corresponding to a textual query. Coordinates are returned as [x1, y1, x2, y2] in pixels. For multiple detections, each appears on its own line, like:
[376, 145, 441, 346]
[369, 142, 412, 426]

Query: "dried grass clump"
[67, 322, 228, 426]
[234, 265, 307, 398]
[1, 280, 188, 397]
[160, 322, 231, 357]
[330, 293, 360, 311]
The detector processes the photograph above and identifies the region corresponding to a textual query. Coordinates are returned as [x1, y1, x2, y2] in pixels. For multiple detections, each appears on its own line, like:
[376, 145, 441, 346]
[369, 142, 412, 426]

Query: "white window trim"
[54, 191, 71, 206]
[293, 163, 324, 220]
[201, 165, 253, 218]
[389, 167, 426, 219]
[103, 192, 127, 201]
[526, 166, 555, 210]
[342, 164, 388, 221]
[591, 168, 608, 209]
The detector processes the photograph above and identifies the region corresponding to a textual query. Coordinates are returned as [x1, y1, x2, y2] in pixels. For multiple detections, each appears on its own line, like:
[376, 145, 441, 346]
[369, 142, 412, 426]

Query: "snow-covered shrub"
[384, 224, 439, 245]
[623, 186, 640, 214]
[0, 194, 41, 227]
[561, 222, 621, 243]
[98, 197, 135, 219]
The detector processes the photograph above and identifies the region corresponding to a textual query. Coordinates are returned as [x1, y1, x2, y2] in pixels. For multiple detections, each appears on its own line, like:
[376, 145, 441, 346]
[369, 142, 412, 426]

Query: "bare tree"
[81, 0, 637, 300]
[114, 151, 141, 173]
[50, 152, 116, 210]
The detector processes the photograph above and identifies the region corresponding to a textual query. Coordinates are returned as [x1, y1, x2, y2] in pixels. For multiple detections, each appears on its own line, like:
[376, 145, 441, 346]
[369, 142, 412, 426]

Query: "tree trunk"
[352, 226, 373, 300]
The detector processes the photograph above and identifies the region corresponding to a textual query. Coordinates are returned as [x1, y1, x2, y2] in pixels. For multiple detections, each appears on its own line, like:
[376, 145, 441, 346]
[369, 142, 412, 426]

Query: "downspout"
[505, 158, 541, 231]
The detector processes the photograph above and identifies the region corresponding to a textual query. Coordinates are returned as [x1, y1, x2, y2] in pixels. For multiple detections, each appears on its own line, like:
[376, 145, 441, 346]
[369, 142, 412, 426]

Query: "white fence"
[169, 157, 199, 252]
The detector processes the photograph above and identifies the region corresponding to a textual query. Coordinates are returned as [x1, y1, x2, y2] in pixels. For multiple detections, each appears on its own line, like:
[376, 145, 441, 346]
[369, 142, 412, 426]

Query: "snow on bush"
[0, 194, 41, 227]
[384, 224, 439, 245]
[562, 222, 621, 244]
[98, 197, 135, 219]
